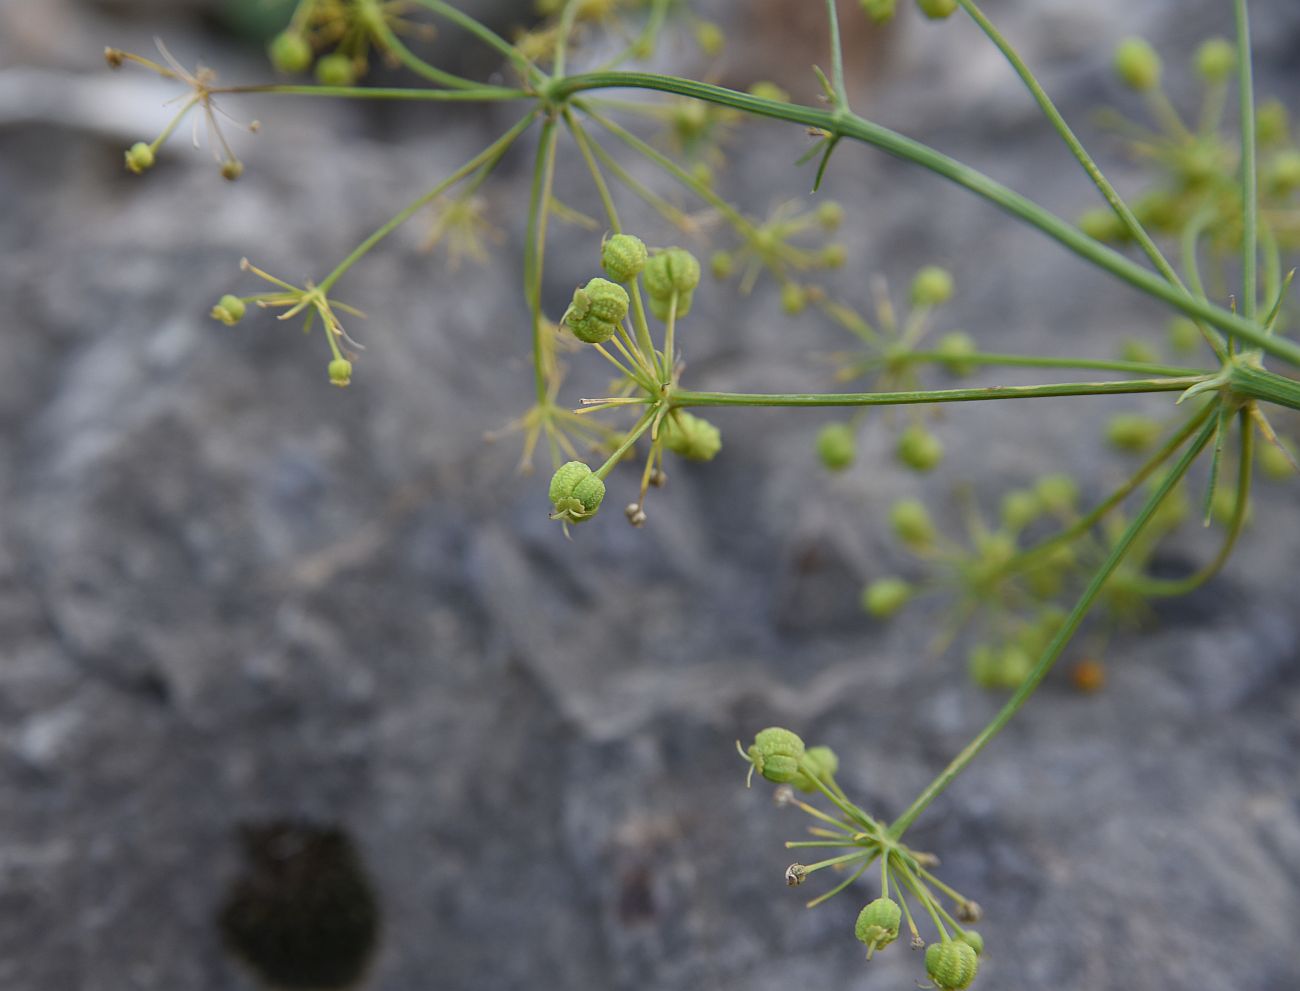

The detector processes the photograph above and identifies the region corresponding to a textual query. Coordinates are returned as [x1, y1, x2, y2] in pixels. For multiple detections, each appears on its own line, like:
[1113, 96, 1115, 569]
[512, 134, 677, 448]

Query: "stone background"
[1, 1, 1298, 989]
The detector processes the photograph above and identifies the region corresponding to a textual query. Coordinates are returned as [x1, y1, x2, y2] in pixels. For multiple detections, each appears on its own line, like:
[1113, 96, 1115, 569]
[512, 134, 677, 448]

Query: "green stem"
[885, 350, 1206, 379]
[671, 376, 1205, 409]
[1228, 361, 1300, 411]
[888, 417, 1218, 838]
[1236, 0, 1258, 322]
[1132, 408, 1253, 596]
[552, 72, 1300, 367]
[563, 109, 622, 231]
[364, 5, 495, 91]
[525, 118, 561, 406]
[317, 110, 535, 294]
[823, 0, 848, 107]
[406, 0, 545, 86]
[595, 406, 658, 477]
[217, 84, 528, 101]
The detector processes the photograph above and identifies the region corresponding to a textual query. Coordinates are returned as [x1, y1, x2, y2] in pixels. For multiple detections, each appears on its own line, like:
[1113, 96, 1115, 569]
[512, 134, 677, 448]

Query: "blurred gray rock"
[0, 1, 1298, 990]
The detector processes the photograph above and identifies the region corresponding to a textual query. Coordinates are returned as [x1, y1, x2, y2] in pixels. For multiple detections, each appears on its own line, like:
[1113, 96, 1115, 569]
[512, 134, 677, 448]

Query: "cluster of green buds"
[267, 0, 437, 86]
[740, 728, 984, 987]
[1081, 34, 1300, 257]
[816, 265, 965, 474]
[858, 0, 955, 23]
[710, 199, 847, 301]
[545, 235, 724, 530]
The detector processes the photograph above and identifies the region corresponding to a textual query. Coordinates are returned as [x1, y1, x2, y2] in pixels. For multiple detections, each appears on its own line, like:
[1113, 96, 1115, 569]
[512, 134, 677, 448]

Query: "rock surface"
[0, 2, 1298, 990]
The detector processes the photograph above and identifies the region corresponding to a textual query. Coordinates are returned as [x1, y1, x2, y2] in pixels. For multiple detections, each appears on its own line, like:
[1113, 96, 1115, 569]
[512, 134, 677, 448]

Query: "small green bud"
[1194, 37, 1235, 84]
[1000, 489, 1042, 532]
[328, 357, 353, 387]
[1120, 338, 1160, 365]
[925, 939, 979, 990]
[548, 461, 606, 524]
[936, 331, 977, 376]
[816, 422, 856, 471]
[1114, 37, 1161, 91]
[855, 898, 902, 956]
[1077, 206, 1126, 243]
[747, 81, 790, 103]
[1167, 317, 1201, 355]
[644, 248, 702, 300]
[1256, 99, 1290, 147]
[694, 20, 725, 56]
[710, 250, 734, 280]
[792, 745, 839, 792]
[915, 0, 956, 20]
[601, 234, 648, 282]
[911, 265, 954, 307]
[1268, 150, 1300, 195]
[1259, 438, 1296, 480]
[890, 499, 937, 549]
[896, 424, 944, 472]
[315, 52, 357, 87]
[959, 930, 984, 956]
[210, 294, 247, 326]
[745, 727, 806, 784]
[1034, 473, 1079, 513]
[862, 578, 912, 618]
[125, 142, 155, 175]
[564, 277, 629, 344]
[816, 201, 845, 231]
[860, 0, 897, 25]
[781, 283, 808, 315]
[662, 410, 721, 462]
[820, 244, 847, 269]
[269, 30, 313, 74]
[1106, 413, 1163, 452]
[691, 161, 714, 189]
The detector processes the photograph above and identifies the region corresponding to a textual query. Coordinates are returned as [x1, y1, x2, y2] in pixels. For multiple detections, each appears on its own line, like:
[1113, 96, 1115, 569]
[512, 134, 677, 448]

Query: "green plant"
[108, 0, 1298, 983]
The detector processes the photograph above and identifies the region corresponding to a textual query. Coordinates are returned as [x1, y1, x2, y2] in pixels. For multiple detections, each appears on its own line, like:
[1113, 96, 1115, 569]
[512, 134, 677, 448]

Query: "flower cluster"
[741, 727, 984, 989]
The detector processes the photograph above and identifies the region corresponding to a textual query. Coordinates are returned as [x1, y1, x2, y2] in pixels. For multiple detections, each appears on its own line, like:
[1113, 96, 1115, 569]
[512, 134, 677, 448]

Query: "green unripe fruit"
[1268, 150, 1300, 195]
[816, 201, 844, 230]
[747, 81, 790, 103]
[890, 499, 937, 549]
[124, 142, 155, 175]
[328, 358, 353, 387]
[855, 898, 902, 956]
[897, 424, 944, 472]
[315, 53, 356, 87]
[1000, 489, 1042, 532]
[745, 727, 806, 784]
[792, 745, 840, 792]
[861, 0, 896, 23]
[781, 283, 808, 315]
[820, 244, 847, 269]
[959, 930, 984, 956]
[548, 461, 606, 523]
[937, 331, 977, 376]
[925, 939, 979, 990]
[863, 578, 912, 618]
[1106, 413, 1163, 452]
[564, 278, 629, 344]
[1114, 37, 1161, 91]
[269, 30, 313, 74]
[662, 411, 721, 462]
[1259, 439, 1296, 480]
[915, 0, 956, 19]
[710, 250, 734, 280]
[911, 265, 954, 307]
[1194, 37, 1235, 84]
[694, 20, 725, 56]
[1034, 473, 1079, 513]
[1120, 338, 1160, 365]
[644, 248, 701, 300]
[648, 289, 694, 321]
[1256, 100, 1290, 147]
[1167, 317, 1201, 354]
[210, 294, 246, 326]
[816, 423, 856, 471]
[1077, 206, 1126, 243]
[600, 234, 648, 282]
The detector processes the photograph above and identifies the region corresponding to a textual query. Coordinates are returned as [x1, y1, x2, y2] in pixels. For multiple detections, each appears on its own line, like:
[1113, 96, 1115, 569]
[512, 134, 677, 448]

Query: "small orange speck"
[1070, 658, 1106, 694]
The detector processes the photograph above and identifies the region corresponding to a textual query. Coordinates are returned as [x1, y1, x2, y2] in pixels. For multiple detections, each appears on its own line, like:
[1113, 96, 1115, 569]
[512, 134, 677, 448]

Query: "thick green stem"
[219, 83, 529, 101]
[1227, 362, 1300, 411]
[670, 376, 1205, 409]
[888, 417, 1218, 838]
[881, 350, 1206, 379]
